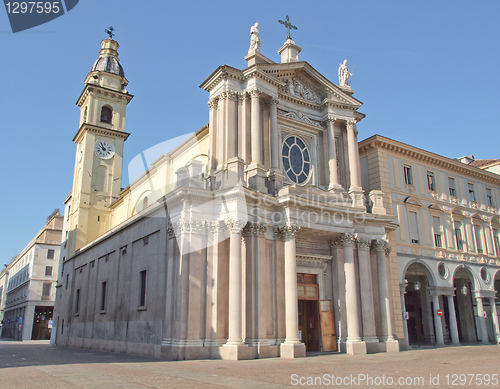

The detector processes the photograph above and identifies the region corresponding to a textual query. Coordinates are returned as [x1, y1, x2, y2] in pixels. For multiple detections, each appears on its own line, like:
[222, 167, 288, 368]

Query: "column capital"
[225, 219, 247, 234]
[269, 95, 279, 105]
[340, 233, 357, 247]
[167, 219, 209, 238]
[357, 237, 372, 250]
[324, 115, 338, 124]
[208, 98, 219, 109]
[248, 88, 262, 98]
[275, 224, 301, 238]
[209, 220, 226, 235]
[328, 237, 343, 249]
[239, 92, 250, 102]
[371, 239, 389, 253]
[242, 222, 267, 237]
[219, 90, 240, 101]
[346, 119, 358, 136]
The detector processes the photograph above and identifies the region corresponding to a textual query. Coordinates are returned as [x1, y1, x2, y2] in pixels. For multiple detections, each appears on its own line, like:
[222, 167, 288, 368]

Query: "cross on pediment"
[278, 15, 297, 40]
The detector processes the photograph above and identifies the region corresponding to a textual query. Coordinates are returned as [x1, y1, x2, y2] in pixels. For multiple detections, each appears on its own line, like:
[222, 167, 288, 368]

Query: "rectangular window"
[404, 165, 413, 185]
[139, 270, 147, 307]
[409, 212, 420, 244]
[487, 189, 494, 207]
[474, 224, 483, 253]
[47, 249, 54, 259]
[468, 183, 476, 202]
[494, 230, 500, 256]
[433, 216, 442, 247]
[67, 205, 71, 221]
[454, 221, 463, 251]
[449, 177, 456, 197]
[427, 172, 435, 191]
[42, 283, 51, 297]
[45, 266, 53, 276]
[75, 289, 80, 314]
[100, 281, 107, 311]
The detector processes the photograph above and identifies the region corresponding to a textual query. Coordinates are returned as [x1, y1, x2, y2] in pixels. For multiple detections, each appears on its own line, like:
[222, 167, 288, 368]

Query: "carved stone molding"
[277, 109, 321, 127]
[275, 224, 301, 238]
[339, 233, 356, 246]
[279, 78, 322, 103]
[242, 222, 267, 237]
[225, 219, 247, 234]
[357, 237, 372, 250]
[296, 259, 327, 270]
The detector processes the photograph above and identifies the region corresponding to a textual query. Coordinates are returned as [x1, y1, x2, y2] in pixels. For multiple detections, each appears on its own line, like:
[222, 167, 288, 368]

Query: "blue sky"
[1, 0, 499, 263]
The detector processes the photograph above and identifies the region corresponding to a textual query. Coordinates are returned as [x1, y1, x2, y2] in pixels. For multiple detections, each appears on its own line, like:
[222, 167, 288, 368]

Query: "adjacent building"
[53, 30, 401, 360]
[1, 215, 63, 340]
[359, 135, 500, 348]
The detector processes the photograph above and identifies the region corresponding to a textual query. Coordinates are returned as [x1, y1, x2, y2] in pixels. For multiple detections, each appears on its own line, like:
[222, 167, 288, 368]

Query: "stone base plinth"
[280, 342, 306, 359]
[383, 339, 400, 353]
[346, 340, 367, 355]
[219, 344, 255, 360]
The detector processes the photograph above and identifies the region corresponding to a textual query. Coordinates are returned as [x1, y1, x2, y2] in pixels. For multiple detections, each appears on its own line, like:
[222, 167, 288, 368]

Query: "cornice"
[242, 66, 285, 89]
[76, 84, 133, 107]
[199, 65, 244, 92]
[73, 124, 130, 143]
[359, 135, 500, 186]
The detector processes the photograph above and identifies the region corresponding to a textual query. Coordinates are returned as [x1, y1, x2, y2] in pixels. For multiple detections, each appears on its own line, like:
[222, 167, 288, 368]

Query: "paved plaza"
[0, 340, 499, 388]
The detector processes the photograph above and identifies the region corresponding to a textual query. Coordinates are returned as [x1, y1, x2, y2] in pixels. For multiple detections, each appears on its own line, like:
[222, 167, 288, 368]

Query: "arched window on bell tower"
[100, 106, 113, 124]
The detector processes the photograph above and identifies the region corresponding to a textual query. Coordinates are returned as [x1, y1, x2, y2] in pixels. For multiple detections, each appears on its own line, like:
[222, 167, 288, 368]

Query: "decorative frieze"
[277, 108, 321, 127]
[242, 222, 267, 237]
[279, 78, 322, 103]
[296, 259, 327, 270]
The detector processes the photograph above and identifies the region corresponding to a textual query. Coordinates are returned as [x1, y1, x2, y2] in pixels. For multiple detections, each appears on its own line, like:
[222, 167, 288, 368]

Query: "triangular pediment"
[258, 61, 362, 108]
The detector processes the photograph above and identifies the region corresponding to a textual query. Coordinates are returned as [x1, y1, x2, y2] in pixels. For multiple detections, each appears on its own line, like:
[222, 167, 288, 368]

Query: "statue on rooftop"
[338, 59, 353, 87]
[249, 23, 261, 52]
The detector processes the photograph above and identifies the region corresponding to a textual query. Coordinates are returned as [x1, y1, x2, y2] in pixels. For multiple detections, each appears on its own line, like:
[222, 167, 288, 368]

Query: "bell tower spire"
[66, 32, 133, 257]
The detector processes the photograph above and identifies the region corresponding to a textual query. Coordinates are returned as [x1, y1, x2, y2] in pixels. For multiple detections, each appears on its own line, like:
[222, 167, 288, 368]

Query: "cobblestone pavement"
[1, 340, 499, 388]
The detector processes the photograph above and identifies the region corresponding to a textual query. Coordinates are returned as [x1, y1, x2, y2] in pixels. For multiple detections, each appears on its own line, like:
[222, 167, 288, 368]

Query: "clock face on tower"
[94, 140, 116, 159]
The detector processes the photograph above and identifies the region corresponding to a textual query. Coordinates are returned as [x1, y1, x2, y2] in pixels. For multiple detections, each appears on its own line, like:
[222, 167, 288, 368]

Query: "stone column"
[279, 224, 306, 359]
[432, 294, 445, 346]
[326, 117, 341, 191]
[342, 233, 366, 355]
[268, 96, 284, 194]
[208, 98, 218, 174]
[221, 219, 248, 360]
[251, 90, 262, 165]
[246, 89, 266, 192]
[488, 297, 500, 344]
[446, 294, 460, 346]
[357, 238, 377, 347]
[269, 97, 279, 172]
[373, 240, 399, 352]
[346, 120, 364, 207]
[475, 293, 490, 345]
[400, 283, 411, 350]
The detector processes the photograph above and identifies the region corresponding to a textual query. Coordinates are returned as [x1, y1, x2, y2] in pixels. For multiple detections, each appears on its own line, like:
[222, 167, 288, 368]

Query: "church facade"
[53, 26, 402, 360]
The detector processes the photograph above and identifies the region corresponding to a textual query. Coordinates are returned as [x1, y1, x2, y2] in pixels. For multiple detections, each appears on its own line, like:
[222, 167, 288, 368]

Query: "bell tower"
[67, 34, 133, 257]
